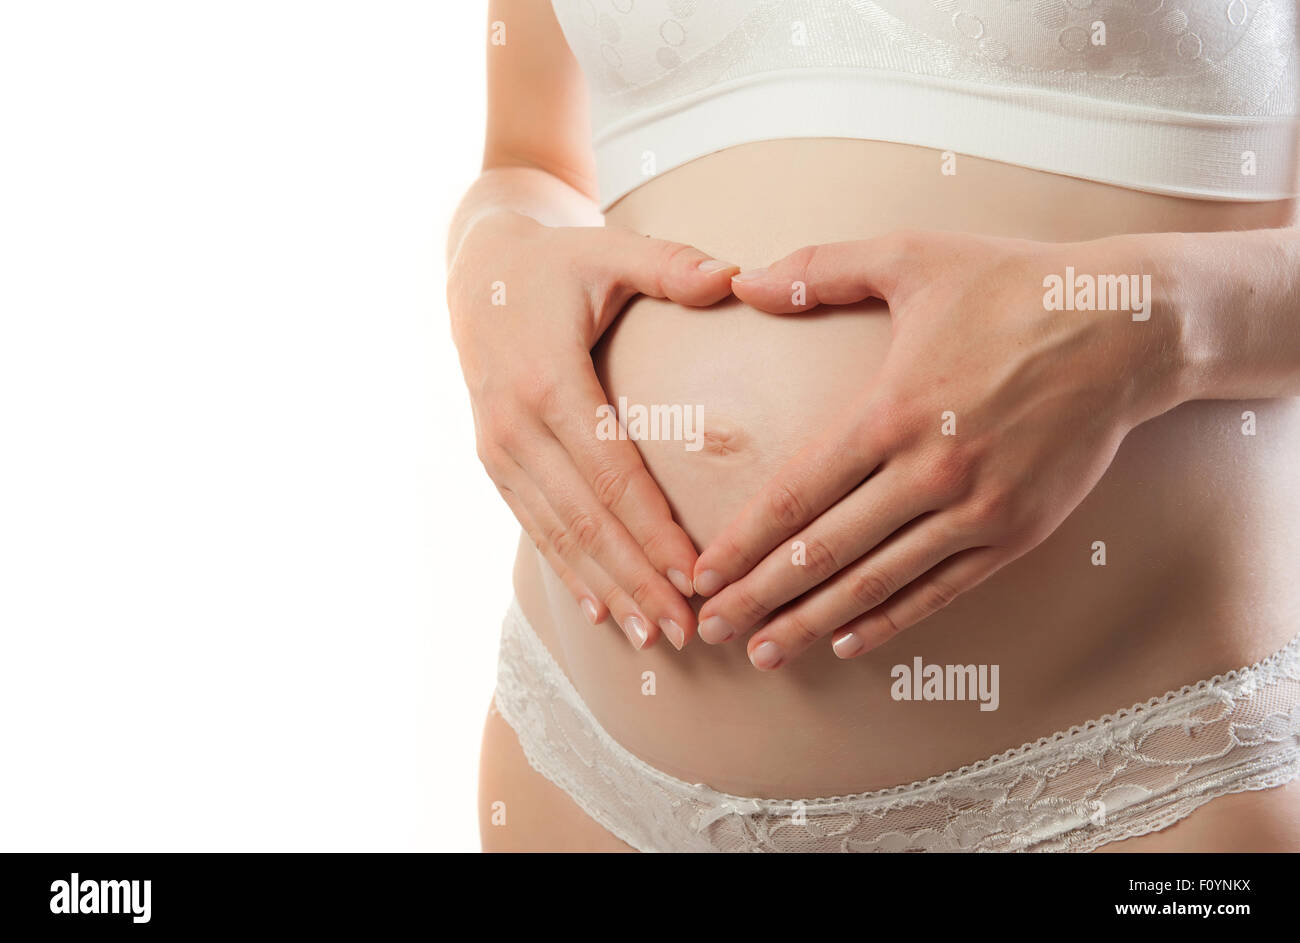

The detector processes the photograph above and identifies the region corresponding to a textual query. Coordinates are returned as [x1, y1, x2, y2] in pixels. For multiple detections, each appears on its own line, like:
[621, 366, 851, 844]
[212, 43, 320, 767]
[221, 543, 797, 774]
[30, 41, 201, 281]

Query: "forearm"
[445, 164, 602, 272]
[1154, 227, 1300, 404]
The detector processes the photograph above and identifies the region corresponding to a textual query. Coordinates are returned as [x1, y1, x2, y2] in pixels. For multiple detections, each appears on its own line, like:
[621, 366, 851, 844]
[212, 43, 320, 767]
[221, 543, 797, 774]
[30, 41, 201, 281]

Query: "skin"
[458, 1, 1300, 851]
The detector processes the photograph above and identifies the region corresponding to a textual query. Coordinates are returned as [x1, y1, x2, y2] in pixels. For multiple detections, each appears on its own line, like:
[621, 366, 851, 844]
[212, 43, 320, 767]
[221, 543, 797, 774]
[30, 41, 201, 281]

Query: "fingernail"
[832, 632, 865, 659]
[667, 568, 694, 597]
[731, 267, 769, 282]
[623, 615, 648, 649]
[694, 569, 724, 596]
[580, 598, 600, 625]
[750, 640, 783, 670]
[698, 616, 735, 644]
[659, 618, 685, 650]
[698, 258, 737, 273]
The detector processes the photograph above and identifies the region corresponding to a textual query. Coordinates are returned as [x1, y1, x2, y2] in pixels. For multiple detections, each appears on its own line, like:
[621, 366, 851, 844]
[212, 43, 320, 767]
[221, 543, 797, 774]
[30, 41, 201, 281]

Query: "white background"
[0, 2, 510, 851]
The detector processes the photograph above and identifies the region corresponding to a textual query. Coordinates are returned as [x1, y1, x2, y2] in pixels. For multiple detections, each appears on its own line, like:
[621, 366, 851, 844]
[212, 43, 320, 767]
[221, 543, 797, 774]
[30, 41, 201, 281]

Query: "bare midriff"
[511, 138, 1300, 800]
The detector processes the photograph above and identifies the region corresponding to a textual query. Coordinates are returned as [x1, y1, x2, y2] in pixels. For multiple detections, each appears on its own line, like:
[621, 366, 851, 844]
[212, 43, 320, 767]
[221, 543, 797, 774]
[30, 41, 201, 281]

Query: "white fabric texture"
[493, 598, 1300, 852]
[550, 0, 1300, 207]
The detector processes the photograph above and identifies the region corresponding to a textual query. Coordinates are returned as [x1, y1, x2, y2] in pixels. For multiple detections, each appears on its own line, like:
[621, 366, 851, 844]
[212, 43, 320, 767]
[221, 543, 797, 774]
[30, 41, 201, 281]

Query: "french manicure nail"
[833, 632, 865, 659]
[750, 640, 783, 670]
[694, 569, 724, 596]
[659, 618, 685, 650]
[731, 267, 769, 282]
[667, 568, 694, 597]
[623, 615, 649, 649]
[698, 616, 735, 644]
[580, 598, 600, 625]
[698, 258, 737, 273]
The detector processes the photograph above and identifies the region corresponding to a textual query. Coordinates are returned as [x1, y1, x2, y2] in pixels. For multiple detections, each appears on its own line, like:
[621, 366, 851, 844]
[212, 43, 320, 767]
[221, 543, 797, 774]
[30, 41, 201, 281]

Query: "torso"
[511, 138, 1300, 801]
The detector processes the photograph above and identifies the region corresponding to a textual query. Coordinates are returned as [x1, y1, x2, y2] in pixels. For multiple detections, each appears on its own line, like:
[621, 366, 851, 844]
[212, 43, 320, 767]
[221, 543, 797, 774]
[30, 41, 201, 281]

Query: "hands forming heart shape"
[452, 217, 1189, 668]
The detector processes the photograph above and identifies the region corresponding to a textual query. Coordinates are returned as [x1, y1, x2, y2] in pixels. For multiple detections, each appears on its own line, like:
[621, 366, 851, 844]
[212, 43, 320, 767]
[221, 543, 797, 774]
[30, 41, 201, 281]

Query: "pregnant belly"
[517, 139, 1300, 797]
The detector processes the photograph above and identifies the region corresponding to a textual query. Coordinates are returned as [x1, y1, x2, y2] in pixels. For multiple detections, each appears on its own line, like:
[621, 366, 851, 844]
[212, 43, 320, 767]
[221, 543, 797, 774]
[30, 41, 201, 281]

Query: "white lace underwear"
[493, 598, 1300, 852]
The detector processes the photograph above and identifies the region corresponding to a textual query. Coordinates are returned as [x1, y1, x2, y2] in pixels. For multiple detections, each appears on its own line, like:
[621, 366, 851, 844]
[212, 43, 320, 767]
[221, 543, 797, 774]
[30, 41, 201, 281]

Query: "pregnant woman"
[450, 0, 1300, 851]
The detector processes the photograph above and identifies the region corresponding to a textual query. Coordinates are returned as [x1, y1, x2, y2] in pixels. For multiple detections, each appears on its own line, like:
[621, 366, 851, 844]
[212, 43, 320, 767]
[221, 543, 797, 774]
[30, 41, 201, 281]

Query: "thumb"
[591, 226, 740, 309]
[730, 234, 905, 313]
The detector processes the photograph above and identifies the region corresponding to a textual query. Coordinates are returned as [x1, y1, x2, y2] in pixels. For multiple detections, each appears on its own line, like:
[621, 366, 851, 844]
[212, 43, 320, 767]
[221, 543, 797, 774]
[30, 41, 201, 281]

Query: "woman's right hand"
[449, 211, 737, 650]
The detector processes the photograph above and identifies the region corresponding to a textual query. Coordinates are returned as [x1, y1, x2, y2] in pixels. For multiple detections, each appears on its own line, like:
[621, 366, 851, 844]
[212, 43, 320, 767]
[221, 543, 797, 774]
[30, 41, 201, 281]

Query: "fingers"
[590, 227, 740, 309]
[541, 368, 699, 599]
[830, 547, 1006, 658]
[744, 513, 973, 670]
[692, 413, 882, 598]
[497, 463, 668, 651]
[523, 432, 698, 650]
[493, 480, 607, 625]
[695, 464, 932, 644]
[729, 234, 906, 313]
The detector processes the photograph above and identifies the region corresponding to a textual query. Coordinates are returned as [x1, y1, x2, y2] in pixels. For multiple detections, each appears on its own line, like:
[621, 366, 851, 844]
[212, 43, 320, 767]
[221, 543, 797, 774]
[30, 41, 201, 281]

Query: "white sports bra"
[549, 0, 1300, 208]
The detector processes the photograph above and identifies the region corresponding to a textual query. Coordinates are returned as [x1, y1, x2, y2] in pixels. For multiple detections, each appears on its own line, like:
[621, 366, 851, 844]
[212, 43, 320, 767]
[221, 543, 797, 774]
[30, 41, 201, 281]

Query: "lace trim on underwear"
[837, 630, 1300, 805]
[494, 598, 1300, 852]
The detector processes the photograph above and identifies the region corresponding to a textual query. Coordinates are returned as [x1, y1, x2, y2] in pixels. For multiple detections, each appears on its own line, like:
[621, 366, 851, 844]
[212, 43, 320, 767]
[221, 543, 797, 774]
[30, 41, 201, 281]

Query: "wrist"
[1101, 232, 1199, 423]
[1150, 231, 1198, 417]
[1142, 229, 1268, 409]
[1155, 229, 1300, 403]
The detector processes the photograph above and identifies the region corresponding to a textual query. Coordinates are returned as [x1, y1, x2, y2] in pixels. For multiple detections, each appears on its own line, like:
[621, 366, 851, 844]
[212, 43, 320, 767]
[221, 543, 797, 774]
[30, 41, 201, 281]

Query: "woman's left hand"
[692, 229, 1188, 669]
